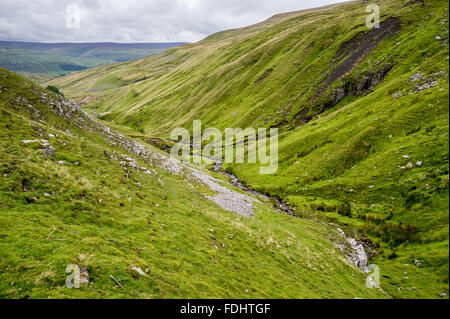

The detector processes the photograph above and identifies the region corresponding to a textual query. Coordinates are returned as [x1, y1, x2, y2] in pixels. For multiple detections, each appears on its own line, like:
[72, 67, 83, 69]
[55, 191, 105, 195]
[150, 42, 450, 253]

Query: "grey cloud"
[0, 0, 348, 43]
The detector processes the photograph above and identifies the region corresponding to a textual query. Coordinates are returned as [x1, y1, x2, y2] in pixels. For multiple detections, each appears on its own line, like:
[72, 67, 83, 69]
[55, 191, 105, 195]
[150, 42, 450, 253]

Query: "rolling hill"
[0, 67, 389, 299]
[0, 41, 186, 82]
[48, 0, 450, 299]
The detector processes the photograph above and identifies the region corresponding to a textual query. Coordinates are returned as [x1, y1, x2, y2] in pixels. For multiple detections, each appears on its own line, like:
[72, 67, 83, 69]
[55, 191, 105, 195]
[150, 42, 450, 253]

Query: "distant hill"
[0, 41, 187, 82]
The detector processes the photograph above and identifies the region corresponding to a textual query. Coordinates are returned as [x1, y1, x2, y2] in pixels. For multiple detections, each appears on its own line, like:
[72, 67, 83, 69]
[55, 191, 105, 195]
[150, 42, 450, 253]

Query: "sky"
[0, 0, 349, 43]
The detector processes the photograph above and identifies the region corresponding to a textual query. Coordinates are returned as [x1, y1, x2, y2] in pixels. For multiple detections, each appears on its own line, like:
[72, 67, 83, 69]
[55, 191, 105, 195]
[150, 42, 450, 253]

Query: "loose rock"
[131, 266, 146, 276]
[42, 146, 55, 157]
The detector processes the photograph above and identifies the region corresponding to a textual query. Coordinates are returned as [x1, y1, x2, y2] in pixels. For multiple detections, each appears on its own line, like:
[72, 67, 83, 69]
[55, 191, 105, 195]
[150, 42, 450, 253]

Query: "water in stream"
[212, 160, 295, 216]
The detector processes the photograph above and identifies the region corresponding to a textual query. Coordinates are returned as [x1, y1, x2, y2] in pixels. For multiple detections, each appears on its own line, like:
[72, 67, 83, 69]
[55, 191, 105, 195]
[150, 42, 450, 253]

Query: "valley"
[0, 41, 186, 83]
[0, 0, 448, 299]
[0, 68, 385, 298]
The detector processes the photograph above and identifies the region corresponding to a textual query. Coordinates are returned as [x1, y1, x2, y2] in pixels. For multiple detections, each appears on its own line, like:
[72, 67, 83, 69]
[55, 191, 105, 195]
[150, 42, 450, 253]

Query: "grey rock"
[414, 79, 439, 92]
[131, 266, 146, 276]
[79, 267, 89, 286]
[410, 72, 423, 82]
[336, 228, 369, 273]
[42, 146, 55, 157]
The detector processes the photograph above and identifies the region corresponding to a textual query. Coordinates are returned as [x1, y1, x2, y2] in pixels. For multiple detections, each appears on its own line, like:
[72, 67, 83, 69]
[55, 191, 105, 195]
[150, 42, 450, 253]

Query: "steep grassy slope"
[48, 0, 449, 298]
[49, 1, 445, 133]
[0, 68, 387, 299]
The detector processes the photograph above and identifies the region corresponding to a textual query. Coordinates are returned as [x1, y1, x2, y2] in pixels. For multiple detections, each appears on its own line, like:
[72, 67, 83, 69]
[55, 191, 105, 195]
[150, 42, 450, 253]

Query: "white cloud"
[177, 0, 200, 9]
[0, 0, 348, 43]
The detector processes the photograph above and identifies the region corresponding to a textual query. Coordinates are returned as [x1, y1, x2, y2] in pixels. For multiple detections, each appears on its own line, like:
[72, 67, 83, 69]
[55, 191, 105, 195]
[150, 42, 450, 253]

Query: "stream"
[183, 141, 295, 216]
[211, 159, 295, 216]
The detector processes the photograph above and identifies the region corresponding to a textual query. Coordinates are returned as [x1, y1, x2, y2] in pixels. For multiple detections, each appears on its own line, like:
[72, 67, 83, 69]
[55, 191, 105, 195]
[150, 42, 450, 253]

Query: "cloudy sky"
[0, 0, 348, 43]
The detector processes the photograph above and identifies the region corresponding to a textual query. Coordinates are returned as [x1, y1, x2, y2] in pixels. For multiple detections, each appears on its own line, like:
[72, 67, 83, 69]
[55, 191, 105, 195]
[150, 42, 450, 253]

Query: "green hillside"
[0, 42, 185, 82]
[0, 68, 388, 299]
[48, 0, 450, 299]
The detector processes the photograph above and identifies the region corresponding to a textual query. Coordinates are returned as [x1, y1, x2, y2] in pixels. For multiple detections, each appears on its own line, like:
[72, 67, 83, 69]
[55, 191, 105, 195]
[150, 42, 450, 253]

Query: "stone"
[410, 72, 423, 82]
[131, 266, 146, 276]
[416, 161, 423, 167]
[79, 267, 89, 286]
[121, 155, 140, 170]
[406, 162, 414, 169]
[22, 140, 42, 144]
[414, 79, 439, 92]
[337, 228, 369, 273]
[42, 146, 55, 157]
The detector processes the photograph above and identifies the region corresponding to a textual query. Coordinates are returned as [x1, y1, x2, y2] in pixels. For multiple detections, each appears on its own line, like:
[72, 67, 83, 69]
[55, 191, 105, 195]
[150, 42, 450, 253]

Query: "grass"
[0, 68, 386, 299]
[47, 0, 449, 299]
[0, 42, 185, 83]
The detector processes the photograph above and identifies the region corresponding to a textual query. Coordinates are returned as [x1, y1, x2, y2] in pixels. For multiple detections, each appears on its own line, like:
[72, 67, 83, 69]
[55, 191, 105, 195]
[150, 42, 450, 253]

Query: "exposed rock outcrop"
[336, 227, 369, 273]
